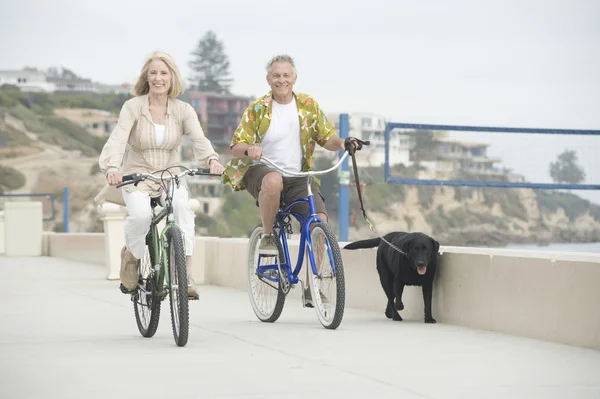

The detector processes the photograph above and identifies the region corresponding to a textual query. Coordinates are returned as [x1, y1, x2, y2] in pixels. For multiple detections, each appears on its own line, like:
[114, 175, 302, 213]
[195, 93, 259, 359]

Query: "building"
[54, 108, 118, 137]
[430, 137, 503, 177]
[0, 69, 56, 92]
[324, 112, 414, 168]
[183, 91, 253, 148]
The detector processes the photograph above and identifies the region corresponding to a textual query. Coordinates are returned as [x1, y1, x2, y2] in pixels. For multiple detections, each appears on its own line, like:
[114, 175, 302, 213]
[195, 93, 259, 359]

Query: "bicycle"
[245, 139, 369, 330]
[117, 166, 220, 347]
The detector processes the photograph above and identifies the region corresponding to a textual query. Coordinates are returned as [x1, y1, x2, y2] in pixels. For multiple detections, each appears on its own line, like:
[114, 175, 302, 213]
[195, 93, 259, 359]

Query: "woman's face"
[147, 59, 171, 95]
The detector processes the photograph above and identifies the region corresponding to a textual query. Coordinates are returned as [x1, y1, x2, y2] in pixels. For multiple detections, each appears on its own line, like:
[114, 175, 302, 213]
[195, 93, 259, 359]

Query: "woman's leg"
[120, 190, 152, 291]
[171, 185, 199, 298]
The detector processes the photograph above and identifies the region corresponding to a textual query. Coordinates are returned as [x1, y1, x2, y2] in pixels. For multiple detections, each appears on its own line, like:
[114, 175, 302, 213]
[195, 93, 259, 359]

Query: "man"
[222, 54, 357, 306]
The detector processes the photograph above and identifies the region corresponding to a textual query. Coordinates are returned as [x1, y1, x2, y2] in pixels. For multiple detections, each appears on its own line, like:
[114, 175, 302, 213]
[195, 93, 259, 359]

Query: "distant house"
[0, 67, 131, 95]
[324, 112, 413, 168]
[0, 69, 55, 92]
[54, 108, 118, 137]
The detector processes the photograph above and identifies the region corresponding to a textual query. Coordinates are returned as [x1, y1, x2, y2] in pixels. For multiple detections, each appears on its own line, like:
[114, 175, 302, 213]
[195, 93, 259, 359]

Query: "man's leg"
[243, 165, 282, 254]
[259, 172, 283, 235]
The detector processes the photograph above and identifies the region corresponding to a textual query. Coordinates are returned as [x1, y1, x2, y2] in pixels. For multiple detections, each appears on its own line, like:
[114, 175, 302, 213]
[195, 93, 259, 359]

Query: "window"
[203, 203, 209, 213]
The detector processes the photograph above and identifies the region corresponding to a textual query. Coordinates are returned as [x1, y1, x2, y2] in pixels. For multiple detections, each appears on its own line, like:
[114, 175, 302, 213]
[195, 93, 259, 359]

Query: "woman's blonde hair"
[132, 51, 185, 97]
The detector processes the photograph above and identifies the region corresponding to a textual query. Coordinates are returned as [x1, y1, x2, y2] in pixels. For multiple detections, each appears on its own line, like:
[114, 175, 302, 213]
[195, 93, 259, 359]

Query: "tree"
[549, 149, 585, 184]
[188, 31, 233, 94]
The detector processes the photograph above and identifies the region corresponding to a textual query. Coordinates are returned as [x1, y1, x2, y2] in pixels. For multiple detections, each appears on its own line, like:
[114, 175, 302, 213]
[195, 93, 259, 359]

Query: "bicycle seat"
[150, 196, 162, 209]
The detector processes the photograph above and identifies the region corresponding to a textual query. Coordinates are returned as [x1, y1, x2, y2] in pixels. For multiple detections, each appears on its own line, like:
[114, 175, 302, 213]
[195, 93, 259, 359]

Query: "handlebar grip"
[194, 168, 211, 175]
[122, 174, 138, 182]
[363, 140, 370, 145]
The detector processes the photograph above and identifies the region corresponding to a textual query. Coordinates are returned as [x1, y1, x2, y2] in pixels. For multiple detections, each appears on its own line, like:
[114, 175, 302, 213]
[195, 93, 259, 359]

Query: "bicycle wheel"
[166, 226, 189, 347]
[246, 225, 286, 323]
[133, 232, 161, 337]
[307, 222, 345, 330]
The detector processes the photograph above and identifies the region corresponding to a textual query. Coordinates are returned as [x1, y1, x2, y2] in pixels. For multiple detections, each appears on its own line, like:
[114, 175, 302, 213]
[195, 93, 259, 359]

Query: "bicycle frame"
[254, 154, 350, 287]
[119, 167, 218, 298]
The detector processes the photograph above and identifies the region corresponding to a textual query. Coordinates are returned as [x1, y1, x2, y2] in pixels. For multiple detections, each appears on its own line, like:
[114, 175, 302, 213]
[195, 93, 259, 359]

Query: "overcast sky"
[2, 0, 600, 202]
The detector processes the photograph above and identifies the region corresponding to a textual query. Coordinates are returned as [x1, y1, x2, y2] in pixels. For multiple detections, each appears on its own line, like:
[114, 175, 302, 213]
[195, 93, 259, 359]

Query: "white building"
[0, 69, 56, 92]
[324, 112, 413, 168]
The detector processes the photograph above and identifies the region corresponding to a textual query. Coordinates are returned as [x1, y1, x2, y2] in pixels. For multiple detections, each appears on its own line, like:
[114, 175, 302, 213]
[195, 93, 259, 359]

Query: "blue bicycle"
[246, 140, 368, 329]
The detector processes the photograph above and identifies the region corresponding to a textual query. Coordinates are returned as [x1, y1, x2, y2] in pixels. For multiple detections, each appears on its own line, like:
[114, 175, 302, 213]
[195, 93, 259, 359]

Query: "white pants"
[122, 186, 195, 259]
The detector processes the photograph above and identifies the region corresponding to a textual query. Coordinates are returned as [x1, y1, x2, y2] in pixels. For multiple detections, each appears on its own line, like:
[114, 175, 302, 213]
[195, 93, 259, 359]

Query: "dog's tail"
[343, 238, 381, 250]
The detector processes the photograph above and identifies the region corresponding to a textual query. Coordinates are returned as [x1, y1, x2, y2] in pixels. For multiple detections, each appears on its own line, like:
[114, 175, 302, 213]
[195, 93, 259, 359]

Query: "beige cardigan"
[98, 95, 219, 198]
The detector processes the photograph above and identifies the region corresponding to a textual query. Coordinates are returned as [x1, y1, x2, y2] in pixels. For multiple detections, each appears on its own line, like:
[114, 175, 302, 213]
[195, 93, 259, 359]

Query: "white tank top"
[153, 123, 165, 146]
[258, 98, 302, 176]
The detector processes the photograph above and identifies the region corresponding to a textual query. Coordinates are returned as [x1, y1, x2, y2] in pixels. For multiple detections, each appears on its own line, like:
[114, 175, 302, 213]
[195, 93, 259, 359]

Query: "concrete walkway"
[1, 257, 599, 399]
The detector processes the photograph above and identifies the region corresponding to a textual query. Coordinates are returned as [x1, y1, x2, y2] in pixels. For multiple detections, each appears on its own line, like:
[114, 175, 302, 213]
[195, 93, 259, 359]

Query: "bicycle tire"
[307, 222, 345, 330]
[166, 227, 189, 347]
[133, 232, 161, 337]
[246, 225, 286, 323]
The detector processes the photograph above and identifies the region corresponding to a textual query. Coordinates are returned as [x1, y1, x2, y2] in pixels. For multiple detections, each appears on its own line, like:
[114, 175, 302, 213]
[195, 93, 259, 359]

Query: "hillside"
[0, 86, 118, 232]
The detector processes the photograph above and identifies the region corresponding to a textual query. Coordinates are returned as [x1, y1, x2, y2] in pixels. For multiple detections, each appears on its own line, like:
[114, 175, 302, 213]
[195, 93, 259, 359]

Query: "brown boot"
[186, 257, 199, 300]
[120, 246, 138, 292]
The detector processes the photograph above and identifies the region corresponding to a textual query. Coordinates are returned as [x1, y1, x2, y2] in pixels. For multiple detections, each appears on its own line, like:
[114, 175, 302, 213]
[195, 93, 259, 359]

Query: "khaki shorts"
[242, 164, 327, 215]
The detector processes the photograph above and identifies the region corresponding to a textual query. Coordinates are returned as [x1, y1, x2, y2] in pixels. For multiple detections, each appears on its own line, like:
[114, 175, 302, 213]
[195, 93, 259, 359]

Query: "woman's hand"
[107, 171, 123, 186]
[209, 159, 225, 175]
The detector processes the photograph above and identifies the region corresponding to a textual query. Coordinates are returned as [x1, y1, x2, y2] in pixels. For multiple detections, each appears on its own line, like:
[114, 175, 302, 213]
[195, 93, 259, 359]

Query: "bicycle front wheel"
[308, 222, 345, 330]
[133, 232, 161, 337]
[167, 227, 189, 347]
[246, 225, 286, 323]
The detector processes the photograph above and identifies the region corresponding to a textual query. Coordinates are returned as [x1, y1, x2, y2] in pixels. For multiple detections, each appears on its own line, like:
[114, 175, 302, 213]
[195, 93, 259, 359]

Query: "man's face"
[266, 61, 297, 100]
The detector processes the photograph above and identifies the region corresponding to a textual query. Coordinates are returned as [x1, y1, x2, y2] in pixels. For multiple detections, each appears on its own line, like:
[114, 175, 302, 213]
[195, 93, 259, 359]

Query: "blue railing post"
[63, 186, 69, 233]
[338, 114, 350, 242]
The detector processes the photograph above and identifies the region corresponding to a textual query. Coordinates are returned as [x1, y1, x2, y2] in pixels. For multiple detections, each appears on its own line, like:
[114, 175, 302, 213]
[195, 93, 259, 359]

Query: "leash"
[349, 147, 409, 258]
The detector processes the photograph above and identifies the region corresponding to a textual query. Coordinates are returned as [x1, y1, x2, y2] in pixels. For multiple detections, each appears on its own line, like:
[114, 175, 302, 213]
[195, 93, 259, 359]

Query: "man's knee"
[260, 172, 283, 196]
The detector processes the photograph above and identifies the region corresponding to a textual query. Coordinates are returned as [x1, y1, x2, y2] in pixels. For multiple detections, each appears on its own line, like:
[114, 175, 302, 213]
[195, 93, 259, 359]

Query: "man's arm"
[322, 135, 346, 152]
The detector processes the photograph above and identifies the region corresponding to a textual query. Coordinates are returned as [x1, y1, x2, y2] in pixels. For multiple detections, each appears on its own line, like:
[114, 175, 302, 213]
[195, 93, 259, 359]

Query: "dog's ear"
[431, 238, 440, 253]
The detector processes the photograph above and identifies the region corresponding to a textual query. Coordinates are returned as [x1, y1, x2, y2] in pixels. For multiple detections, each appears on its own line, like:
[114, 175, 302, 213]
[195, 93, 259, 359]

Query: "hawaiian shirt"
[222, 91, 337, 191]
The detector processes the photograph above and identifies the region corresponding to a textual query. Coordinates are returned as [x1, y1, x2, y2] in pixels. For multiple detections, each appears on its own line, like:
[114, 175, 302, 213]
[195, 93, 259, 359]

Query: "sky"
[2, 0, 600, 202]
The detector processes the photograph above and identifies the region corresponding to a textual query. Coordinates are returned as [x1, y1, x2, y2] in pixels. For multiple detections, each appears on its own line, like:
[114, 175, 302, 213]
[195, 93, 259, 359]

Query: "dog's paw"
[385, 308, 393, 319]
[395, 299, 404, 311]
[392, 313, 403, 321]
[424, 317, 436, 324]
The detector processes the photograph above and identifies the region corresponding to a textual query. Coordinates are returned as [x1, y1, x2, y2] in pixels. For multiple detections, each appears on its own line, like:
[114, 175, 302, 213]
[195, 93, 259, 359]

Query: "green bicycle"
[117, 167, 219, 347]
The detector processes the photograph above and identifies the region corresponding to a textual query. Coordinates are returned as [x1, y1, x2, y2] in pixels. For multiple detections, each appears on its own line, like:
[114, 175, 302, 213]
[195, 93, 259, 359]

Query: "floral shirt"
[222, 91, 337, 191]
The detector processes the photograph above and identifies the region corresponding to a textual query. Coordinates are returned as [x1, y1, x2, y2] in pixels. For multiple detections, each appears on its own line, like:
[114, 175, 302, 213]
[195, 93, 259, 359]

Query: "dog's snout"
[416, 260, 426, 267]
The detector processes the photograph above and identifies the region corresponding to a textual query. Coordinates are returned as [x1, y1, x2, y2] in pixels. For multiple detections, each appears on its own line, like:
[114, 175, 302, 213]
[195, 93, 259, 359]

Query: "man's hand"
[107, 171, 122, 186]
[208, 159, 225, 175]
[245, 145, 263, 161]
[344, 137, 360, 153]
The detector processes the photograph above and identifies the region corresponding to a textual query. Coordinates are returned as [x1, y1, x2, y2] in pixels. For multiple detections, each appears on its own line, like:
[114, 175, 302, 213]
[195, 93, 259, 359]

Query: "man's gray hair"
[266, 54, 297, 76]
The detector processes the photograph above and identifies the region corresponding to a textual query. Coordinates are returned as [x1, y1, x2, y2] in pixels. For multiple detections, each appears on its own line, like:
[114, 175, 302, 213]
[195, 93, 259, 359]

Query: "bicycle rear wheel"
[246, 225, 286, 323]
[307, 222, 345, 330]
[133, 232, 161, 337]
[167, 227, 189, 347]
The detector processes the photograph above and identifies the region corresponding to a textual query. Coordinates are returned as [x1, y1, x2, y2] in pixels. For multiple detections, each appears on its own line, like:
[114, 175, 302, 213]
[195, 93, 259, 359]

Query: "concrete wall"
[42, 233, 600, 351]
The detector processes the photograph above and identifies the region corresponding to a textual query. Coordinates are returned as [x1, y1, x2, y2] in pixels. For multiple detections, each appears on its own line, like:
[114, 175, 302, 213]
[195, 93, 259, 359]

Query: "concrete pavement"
[1, 256, 599, 399]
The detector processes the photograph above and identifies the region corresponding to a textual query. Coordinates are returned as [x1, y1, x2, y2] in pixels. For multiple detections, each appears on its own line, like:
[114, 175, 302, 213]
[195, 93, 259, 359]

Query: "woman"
[98, 51, 224, 299]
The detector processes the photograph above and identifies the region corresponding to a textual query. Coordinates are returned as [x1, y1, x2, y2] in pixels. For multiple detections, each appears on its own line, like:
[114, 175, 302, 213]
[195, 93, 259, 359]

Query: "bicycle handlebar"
[116, 168, 220, 188]
[243, 138, 370, 177]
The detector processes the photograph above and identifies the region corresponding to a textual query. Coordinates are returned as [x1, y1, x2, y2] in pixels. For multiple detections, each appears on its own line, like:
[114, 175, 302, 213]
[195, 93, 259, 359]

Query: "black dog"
[344, 232, 440, 323]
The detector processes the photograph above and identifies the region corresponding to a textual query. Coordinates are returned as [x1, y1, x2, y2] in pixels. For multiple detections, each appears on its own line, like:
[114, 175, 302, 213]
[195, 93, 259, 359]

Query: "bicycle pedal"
[119, 283, 136, 295]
